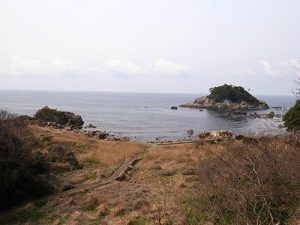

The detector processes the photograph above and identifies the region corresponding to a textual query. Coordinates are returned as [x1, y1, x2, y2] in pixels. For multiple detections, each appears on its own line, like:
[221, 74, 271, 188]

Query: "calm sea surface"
[0, 90, 296, 141]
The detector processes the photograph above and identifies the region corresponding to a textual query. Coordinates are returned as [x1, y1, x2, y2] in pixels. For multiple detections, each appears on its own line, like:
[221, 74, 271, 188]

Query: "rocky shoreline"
[180, 95, 269, 110]
[21, 106, 130, 142]
[18, 104, 286, 145]
[33, 121, 130, 142]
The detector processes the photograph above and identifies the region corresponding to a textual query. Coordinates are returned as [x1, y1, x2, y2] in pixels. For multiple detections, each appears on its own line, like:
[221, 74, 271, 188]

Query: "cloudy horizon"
[0, 0, 299, 95]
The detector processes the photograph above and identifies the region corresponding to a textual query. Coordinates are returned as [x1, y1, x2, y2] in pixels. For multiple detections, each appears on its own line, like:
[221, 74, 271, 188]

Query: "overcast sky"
[0, 0, 299, 95]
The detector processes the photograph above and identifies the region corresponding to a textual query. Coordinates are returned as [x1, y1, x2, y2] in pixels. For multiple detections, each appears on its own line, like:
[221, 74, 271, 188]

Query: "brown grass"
[30, 125, 146, 167]
[79, 141, 146, 166]
[2, 126, 300, 225]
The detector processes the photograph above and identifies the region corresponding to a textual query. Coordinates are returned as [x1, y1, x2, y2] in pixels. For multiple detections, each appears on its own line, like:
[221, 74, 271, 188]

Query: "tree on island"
[208, 84, 260, 104]
[181, 84, 268, 110]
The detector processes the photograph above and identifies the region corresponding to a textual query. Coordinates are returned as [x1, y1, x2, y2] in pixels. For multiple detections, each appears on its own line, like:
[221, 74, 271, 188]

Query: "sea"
[0, 90, 296, 141]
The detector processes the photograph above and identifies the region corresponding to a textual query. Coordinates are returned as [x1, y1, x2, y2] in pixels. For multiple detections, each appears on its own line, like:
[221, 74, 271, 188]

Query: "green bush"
[208, 84, 260, 104]
[284, 100, 300, 130]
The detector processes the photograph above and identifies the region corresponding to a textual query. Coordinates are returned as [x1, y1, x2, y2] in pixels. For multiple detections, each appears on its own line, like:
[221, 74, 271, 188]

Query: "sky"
[0, 0, 299, 95]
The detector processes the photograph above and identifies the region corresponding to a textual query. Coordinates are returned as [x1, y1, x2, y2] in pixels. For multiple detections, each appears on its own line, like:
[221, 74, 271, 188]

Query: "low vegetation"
[208, 84, 260, 104]
[192, 135, 300, 225]
[0, 111, 53, 211]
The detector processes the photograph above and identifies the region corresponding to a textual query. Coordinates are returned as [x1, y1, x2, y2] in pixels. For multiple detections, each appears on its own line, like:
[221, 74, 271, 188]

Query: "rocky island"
[180, 84, 269, 110]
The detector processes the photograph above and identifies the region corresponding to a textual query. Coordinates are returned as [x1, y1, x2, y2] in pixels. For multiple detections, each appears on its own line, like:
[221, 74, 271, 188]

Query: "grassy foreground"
[1, 124, 300, 225]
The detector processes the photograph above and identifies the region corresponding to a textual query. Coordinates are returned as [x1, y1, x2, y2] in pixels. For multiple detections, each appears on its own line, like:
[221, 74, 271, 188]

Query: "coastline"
[30, 121, 287, 146]
[0, 91, 293, 141]
[2, 122, 298, 224]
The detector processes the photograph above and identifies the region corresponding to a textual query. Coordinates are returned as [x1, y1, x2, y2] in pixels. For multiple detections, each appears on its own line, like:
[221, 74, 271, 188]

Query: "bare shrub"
[47, 145, 82, 169]
[194, 137, 300, 225]
[0, 111, 37, 162]
[0, 111, 53, 210]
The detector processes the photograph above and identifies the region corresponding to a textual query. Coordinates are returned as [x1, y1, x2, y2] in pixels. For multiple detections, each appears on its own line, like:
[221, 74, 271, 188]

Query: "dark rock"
[252, 111, 275, 119]
[171, 106, 178, 110]
[62, 183, 75, 192]
[85, 123, 96, 129]
[85, 130, 109, 140]
[272, 106, 283, 110]
[187, 129, 194, 136]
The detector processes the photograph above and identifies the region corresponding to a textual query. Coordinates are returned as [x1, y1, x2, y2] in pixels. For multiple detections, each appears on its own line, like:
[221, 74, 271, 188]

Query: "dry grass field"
[1, 126, 300, 225]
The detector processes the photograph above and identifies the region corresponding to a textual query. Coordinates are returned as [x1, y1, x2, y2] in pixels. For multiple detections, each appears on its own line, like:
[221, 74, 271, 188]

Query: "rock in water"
[180, 84, 269, 110]
[250, 111, 275, 119]
[85, 123, 97, 129]
[228, 110, 247, 118]
[187, 129, 194, 136]
[34, 106, 84, 129]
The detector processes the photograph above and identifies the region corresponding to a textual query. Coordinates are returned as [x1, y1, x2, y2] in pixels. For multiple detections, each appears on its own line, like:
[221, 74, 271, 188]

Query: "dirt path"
[61, 145, 158, 197]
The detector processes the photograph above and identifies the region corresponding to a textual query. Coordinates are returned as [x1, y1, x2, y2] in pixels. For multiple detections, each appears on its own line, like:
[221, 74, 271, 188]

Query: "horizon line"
[0, 88, 295, 97]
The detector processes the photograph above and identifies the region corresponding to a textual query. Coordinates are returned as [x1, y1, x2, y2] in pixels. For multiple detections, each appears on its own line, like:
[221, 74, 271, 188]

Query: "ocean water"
[0, 90, 296, 141]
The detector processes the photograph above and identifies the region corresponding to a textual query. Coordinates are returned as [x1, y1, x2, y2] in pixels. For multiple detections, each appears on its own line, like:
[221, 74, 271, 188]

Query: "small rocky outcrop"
[250, 111, 275, 119]
[171, 106, 178, 110]
[180, 84, 269, 110]
[34, 106, 84, 129]
[228, 110, 247, 118]
[84, 123, 97, 129]
[84, 130, 109, 140]
[199, 130, 233, 140]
